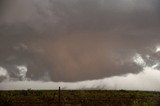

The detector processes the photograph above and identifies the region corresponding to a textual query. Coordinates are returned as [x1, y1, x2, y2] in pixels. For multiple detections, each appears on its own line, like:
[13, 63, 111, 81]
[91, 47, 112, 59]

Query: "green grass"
[0, 90, 160, 106]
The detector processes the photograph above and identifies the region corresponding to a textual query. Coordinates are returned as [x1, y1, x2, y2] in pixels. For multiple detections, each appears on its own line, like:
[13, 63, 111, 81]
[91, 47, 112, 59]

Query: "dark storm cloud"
[0, 0, 160, 81]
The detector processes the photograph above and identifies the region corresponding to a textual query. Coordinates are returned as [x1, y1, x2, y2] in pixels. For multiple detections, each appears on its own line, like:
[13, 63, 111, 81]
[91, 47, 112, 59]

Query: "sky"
[0, 0, 160, 90]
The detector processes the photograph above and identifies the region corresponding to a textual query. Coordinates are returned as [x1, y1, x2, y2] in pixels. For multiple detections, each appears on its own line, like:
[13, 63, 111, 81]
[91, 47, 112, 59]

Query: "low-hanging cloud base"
[1, 51, 160, 91]
[0, 67, 160, 91]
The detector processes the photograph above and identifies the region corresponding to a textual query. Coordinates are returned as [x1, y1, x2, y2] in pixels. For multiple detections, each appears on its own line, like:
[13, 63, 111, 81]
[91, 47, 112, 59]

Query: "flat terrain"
[0, 90, 160, 106]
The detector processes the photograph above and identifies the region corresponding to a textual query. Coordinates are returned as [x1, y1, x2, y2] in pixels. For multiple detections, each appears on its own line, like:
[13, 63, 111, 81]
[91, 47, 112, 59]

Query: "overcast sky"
[0, 0, 160, 90]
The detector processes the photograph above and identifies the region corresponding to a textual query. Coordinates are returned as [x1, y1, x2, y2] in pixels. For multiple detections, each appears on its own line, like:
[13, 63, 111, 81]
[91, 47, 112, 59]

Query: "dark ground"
[0, 90, 160, 106]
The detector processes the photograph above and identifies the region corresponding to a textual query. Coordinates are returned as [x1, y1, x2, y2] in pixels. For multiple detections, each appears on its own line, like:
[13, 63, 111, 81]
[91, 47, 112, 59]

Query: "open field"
[0, 90, 160, 106]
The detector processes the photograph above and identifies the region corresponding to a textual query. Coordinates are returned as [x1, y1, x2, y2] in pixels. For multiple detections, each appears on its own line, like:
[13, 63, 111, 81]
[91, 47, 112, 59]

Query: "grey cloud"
[0, 0, 160, 82]
[1, 66, 160, 91]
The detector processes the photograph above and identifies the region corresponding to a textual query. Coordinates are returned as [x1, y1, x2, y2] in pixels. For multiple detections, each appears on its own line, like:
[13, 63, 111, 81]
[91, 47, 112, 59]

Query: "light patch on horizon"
[16, 65, 28, 81]
[0, 67, 8, 77]
[156, 46, 160, 53]
[133, 53, 146, 67]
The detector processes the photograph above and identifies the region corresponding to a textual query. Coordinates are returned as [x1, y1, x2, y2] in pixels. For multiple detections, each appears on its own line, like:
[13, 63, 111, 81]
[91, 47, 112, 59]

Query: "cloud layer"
[1, 53, 160, 91]
[0, 0, 160, 87]
[1, 66, 160, 91]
